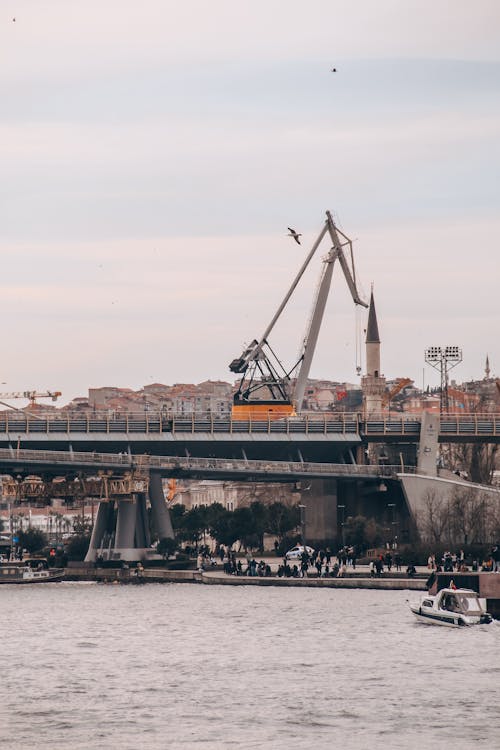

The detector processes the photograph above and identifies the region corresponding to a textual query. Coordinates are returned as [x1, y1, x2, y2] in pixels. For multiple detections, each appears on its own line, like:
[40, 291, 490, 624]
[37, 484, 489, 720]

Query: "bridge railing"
[0, 411, 361, 435]
[0, 410, 497, 437]
[359, 413, 500, 437]
[0, 447, 411, 479]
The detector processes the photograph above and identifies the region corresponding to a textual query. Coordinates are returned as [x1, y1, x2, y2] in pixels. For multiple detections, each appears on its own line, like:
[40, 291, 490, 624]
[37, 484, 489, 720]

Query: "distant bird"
[12, 17, 16, 22]
[331, 67, 337, 72]
[287, 227, 302, 245]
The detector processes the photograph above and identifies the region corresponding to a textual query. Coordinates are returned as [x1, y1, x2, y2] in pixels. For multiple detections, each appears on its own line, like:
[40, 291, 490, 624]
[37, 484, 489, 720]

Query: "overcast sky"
[1, 1, 499, 403]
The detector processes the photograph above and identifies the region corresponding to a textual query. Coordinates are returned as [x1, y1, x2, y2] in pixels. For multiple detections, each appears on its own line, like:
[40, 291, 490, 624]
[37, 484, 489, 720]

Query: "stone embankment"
[64, 564, 427, 590]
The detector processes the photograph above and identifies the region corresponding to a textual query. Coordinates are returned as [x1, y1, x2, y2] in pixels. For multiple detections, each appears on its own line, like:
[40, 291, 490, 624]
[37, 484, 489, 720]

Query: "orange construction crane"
[0, 390, 62, 408]
[382, 378, 412, 407]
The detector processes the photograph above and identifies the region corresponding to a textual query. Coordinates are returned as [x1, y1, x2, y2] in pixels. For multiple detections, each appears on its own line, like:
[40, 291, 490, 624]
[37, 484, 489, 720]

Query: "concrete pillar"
[85, 501, 114, 562]
[115, 499, 136, 550]
[417, 411, 439, 476]
[134, 493, 151, 549]
[302, 479, 338, 546]
[149, 472, 174, 539]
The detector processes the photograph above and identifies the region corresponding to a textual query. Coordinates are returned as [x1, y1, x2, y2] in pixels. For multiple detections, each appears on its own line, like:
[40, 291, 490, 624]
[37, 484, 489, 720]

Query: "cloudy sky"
[1, 0, 499, 403]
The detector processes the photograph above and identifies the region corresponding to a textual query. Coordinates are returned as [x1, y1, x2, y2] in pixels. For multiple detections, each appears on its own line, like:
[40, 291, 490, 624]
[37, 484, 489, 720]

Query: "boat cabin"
[435, 589, 485, 616]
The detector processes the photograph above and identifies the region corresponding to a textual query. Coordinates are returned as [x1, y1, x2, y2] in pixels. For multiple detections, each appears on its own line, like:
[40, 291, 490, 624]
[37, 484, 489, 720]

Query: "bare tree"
[421, 489, 450, 544]
[448, 487, 490, 545]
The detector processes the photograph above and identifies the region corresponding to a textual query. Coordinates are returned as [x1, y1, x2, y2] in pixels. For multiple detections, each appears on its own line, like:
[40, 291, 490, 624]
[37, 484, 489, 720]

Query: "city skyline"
[2, 1, 499, 404]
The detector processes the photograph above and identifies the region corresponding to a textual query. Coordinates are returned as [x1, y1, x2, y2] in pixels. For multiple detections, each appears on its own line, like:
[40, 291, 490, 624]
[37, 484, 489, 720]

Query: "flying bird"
[287, 227, 302, 245]
[331, 67, 337, 72]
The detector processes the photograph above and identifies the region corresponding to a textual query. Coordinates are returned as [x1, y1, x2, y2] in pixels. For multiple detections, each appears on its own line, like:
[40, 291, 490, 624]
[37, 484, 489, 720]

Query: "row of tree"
[420, 487, 500, 546]
[169, 501, 301, 552]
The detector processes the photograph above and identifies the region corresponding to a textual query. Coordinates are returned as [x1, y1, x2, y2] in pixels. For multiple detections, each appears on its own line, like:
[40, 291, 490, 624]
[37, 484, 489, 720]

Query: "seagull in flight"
[287, 227, 302, 245]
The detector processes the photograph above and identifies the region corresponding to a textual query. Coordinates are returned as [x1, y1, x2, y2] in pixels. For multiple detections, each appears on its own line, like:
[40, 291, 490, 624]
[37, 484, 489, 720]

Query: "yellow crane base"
[231, 401, 295, 420]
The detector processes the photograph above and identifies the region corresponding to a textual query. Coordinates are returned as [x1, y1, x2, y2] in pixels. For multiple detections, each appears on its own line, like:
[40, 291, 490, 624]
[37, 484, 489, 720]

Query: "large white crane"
[229, 211, 368, 417]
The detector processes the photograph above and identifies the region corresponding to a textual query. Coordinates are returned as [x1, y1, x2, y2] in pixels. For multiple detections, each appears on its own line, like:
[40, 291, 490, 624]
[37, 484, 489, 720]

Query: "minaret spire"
[361, 286, 386, 415]
[485, 354, 491, 380]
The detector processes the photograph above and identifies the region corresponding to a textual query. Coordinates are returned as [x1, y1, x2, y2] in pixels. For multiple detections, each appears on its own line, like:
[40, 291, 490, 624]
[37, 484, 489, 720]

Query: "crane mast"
[229, 211, 367, 417]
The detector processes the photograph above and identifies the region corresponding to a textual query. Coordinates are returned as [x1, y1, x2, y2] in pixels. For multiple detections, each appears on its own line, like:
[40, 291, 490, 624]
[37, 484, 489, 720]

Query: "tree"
[209, 507, 239, 548]
[183, 506, 208, 546]
[230, 507, 256, 550]
[266, 502, 300, 542]
[420, 489, 450, 544]
[66, 533, 91, 561]
[17, 527, 47, 554]
[249, 501, 268, 552]
[448, 487, 489, 545]
[157, 537, 178, 558]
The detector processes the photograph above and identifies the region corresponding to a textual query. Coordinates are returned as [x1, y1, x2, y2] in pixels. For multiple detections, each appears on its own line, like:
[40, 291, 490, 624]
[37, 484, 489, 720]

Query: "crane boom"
[0, 390, 61, 403]
[229, 211, 367, 417]
[292, 212, 367, 411]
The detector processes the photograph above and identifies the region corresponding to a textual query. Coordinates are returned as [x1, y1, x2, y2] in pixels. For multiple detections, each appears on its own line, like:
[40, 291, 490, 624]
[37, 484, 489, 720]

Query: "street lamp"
[387, 502, 397, 544]
[338, 504, 346, 545]
[298, 504, 307, 551]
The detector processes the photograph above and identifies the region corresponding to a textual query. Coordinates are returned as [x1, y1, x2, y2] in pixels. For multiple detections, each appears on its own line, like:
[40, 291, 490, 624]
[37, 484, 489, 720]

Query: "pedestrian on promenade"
[491, 544, 500, 572]
[406, 563, 416, 578]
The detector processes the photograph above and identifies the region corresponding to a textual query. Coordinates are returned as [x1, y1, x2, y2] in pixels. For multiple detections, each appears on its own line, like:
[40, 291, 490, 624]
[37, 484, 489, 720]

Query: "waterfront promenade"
[64, 561, 429, 590]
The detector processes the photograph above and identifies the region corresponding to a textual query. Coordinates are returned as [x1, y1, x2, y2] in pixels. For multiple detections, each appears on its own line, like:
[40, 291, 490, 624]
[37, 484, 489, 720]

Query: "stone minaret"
[485, 354, 491, 380]
[361, 290, 386, 415]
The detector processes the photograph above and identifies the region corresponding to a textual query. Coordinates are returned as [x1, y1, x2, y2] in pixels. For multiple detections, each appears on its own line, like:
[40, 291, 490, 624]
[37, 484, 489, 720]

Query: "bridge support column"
[149, 472, 174, 539]
[85, 501, 114, 562]
[417, 411, 439, 476]
[85, 493, 157, 563]
[301, 479, 338, 546]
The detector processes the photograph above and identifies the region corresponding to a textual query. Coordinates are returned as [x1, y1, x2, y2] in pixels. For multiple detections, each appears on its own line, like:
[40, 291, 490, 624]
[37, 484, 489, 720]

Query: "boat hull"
[0, 568, 64, 584]
[410, 606, 471, 627]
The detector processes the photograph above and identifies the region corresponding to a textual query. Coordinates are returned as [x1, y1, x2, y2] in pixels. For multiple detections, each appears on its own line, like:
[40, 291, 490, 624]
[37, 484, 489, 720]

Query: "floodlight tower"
[425, 346, 462, 413]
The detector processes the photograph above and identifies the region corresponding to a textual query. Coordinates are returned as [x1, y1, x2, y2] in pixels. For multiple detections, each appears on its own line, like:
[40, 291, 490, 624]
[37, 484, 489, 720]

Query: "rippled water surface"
[1, 582, 498, 749]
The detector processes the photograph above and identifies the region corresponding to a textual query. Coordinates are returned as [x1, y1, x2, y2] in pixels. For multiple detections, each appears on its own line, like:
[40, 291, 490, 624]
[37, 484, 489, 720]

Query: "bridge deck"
[0, 412, 497, 443]
[0, 447, 405, 482]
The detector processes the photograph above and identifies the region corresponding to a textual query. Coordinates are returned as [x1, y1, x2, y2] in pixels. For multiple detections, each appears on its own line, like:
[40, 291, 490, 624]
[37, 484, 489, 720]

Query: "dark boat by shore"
[0, 560, 64, 584]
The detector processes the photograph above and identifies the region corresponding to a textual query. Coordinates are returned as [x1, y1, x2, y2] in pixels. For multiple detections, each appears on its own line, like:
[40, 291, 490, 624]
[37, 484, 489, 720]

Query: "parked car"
[285, 545, 315, 560]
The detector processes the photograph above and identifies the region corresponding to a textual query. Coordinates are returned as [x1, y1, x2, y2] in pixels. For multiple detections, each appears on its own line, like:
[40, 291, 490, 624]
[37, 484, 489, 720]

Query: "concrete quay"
[64, 563, 427, 590]
[200, 570, 426, 589]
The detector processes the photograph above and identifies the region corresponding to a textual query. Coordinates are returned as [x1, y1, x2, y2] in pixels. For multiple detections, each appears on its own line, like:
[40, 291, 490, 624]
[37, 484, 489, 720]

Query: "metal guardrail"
[0, 411, 359, 436]
[0, 411, 497, 438]
[0, 447, 411, 479]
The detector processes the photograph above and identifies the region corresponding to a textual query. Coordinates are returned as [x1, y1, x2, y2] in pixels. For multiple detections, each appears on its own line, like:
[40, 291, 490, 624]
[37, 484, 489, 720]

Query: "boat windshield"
[441, 592, 483, 614]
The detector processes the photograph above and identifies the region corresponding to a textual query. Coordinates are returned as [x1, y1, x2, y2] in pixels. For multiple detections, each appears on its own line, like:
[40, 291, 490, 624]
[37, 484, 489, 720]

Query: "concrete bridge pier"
[149, 472, 174, 540]
[84, 471, 174, 563]
[85, 501, 114, 562]
[302, 479, 339, 547]
[85, 494, 153, 562]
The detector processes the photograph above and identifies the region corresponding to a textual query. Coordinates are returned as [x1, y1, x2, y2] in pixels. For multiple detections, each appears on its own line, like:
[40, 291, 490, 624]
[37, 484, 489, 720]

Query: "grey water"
[0, 583, 498, 750]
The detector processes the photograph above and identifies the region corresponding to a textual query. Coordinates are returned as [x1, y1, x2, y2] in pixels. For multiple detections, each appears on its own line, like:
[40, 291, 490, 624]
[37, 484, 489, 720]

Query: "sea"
[0, 582, 498, 750]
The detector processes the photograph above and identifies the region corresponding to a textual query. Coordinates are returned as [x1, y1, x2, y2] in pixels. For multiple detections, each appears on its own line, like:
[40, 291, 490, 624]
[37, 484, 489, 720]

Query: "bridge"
[1, 412, 498, 464]
[0, 446, 404, 483]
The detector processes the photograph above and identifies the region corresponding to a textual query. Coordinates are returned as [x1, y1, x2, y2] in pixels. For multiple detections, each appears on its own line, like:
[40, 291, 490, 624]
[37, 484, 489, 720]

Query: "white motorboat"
[410, 587, 492, 627]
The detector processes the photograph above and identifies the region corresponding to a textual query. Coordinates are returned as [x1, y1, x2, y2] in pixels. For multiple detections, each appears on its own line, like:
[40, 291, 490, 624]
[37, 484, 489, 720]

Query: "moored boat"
[0, 561, 64, 584]
[410, 587, 492, 627]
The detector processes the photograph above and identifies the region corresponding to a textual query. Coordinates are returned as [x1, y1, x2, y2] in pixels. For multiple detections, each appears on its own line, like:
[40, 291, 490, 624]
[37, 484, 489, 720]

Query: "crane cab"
[231, 399, 295, 420]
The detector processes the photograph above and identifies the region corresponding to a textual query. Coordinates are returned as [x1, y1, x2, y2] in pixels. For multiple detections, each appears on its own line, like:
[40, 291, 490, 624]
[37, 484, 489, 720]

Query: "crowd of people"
[196, 541, 500, 580]
[426, 545, 500, 573]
